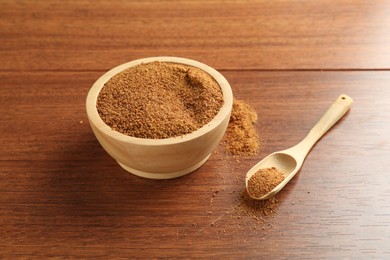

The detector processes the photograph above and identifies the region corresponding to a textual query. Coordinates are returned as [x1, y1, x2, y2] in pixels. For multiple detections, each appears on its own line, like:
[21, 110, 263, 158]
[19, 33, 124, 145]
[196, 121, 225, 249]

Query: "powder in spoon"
[247, 167, 285, 199]
[97, 61, 223, 139]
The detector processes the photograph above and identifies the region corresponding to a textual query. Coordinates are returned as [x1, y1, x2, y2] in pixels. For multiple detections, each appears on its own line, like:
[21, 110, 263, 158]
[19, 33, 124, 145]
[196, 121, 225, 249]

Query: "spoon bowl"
[245, 152, 298, 200]
[245, 94, 353, 200]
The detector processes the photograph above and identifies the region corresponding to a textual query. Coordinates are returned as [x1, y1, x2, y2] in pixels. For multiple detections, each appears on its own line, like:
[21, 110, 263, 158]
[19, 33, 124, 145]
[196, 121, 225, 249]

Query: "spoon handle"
[286, 94, 353, 163]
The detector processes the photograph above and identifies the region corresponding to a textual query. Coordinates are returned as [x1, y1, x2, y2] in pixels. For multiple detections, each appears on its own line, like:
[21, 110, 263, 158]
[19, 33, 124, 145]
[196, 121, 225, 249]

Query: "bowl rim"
[86, 56, 233, 146]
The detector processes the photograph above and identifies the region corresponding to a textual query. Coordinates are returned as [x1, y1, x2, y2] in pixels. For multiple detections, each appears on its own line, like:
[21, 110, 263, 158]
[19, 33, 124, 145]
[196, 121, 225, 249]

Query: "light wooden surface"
[1, 1, 390, 258]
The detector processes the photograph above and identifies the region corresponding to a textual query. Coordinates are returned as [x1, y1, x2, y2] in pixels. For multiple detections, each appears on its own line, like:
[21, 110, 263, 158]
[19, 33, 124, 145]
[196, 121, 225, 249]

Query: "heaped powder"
[247, 167, 285, 198]
[97, 61, 223, 139]
[224, 99, 260, 156]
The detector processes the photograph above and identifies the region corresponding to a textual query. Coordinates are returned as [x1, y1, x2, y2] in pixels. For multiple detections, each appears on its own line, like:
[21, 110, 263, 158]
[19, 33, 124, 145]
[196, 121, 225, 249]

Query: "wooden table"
[1, 1, 390, 258]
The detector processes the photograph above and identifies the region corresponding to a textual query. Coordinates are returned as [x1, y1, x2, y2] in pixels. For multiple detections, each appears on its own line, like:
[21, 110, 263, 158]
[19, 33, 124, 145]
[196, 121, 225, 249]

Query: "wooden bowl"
[86, 57, 233, 179]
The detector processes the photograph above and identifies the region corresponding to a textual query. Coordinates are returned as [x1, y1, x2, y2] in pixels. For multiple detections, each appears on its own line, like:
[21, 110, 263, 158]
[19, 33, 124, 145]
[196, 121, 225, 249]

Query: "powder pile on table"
[224, 99, 260, 156]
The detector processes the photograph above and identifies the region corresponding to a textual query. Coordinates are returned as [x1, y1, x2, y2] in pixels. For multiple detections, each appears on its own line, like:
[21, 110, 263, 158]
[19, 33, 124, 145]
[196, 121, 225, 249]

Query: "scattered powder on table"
[224, 99, 260, 156]
[97, 61, 223, 139]
[223, 168, 285, 226]
[216, 190, 280, 232]
[247, 167, 285, 199]
[238, 189, 280, 219]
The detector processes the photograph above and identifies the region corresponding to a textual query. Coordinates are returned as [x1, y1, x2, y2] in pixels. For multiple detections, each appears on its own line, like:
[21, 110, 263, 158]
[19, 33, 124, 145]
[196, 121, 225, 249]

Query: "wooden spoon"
[245, 94, 353, 200]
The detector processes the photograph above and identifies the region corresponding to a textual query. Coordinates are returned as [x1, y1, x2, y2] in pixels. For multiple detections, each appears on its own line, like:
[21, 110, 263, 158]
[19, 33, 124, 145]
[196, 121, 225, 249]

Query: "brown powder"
[239, 189, 280, 218]
[214, 189, 280, 233]
[224, 99, 260, 156]
[247, 167, 285, 199]
[237, 167, 284, 223]
[97, 61, 223, 139]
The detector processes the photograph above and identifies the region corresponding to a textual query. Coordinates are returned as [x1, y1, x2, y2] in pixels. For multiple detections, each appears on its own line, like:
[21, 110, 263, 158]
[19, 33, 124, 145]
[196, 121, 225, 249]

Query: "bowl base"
[117, 154, 211, 179]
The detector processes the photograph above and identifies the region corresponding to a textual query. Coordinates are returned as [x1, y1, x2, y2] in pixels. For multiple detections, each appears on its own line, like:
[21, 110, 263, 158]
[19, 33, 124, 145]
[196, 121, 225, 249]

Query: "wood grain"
[1, 0, 390, 71]
[1, 0, 390, 258]
[1, 70, 390, 258]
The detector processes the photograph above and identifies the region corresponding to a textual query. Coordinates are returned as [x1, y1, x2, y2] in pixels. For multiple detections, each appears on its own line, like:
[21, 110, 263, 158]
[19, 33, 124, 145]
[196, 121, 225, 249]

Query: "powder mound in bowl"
[247, 167, 285, 198]
[96, 61, 224, 139]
